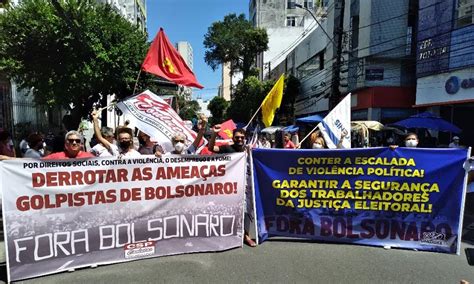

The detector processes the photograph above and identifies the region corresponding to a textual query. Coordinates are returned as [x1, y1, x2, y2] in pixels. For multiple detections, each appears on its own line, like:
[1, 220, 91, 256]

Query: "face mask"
[174, 142, 185, 153]
[312, 143, 323, 149]
[405, 140, 418, 148]
[119, 141, 131, 149]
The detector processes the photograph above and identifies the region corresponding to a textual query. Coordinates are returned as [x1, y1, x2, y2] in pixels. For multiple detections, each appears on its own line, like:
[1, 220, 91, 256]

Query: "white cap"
[453, 136, 460, 140]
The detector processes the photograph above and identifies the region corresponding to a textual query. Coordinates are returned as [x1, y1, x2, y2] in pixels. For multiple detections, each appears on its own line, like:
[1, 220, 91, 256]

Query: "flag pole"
[297, 123, 321, 148]
[132, 69, 142, 95]
[244, 104, 263, 129]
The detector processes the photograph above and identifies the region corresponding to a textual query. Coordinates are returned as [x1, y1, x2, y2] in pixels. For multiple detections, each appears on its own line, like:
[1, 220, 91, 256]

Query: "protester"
[91, 125, 118, 157]
[208, 125, 256, 247]
[23, 133, 44, 159]
[18, 134, 30, 157]
[91, 111, 119, 157]
[404, 133, 419, 148]
[283, 132, 296, 149]
[449, 136, 461, 148]
[116, 127, 141, 157]
[138, 131, 164, 155]
[92, 109, 140, 157]
[390, 132, 418, 150]
[169, 116, 207, 155]
[44, 130, 94, 159]
[310, 132, 327, 149]
[260, 136, 271, 148]
[0, 130, 15, 157]
[208, 125, 245, 153]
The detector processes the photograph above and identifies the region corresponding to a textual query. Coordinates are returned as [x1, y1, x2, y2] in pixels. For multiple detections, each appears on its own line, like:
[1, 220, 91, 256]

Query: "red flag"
[218, 119, 237, 139]
[142, 28, 204, 89]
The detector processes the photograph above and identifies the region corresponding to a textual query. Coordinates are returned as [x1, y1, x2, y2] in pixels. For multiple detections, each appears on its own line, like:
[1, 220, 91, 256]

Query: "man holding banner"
[208, 125, 256, 247]
[44, 131, 94, 159]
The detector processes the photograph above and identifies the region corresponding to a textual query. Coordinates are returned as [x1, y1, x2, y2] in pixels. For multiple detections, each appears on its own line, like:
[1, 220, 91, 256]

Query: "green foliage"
[203, 13, 268, 79]
[175, 93, 200, 121]
[207, 96, 229, 124]
[0, 0, 149, 126]
[226, 76, 274, 123]
[226, 75, 300, 125]
[280, 75, 300, 124]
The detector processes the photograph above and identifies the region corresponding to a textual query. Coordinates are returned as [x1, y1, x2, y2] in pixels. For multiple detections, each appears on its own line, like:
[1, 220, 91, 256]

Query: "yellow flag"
[261, 74, 285, 127]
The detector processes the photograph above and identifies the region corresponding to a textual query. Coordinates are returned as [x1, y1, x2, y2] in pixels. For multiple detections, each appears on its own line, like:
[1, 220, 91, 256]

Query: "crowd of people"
[0, 115, 468, 161]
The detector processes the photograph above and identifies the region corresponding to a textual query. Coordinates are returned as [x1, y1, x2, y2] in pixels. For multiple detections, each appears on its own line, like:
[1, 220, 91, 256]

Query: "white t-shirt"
[91, 143, 119, 157]
[119, 149, 141, 158]
[448, 142, 461, 148]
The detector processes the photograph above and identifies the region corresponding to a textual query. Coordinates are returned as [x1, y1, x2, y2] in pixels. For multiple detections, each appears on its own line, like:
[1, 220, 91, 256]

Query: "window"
[456, 0, 474, 28]
[296, 51, 325, 78]
[287, 0, 295, 9]
[304, 0, 313, 9]
[351, 16, 359, 49]
[287, 16, 296, 26]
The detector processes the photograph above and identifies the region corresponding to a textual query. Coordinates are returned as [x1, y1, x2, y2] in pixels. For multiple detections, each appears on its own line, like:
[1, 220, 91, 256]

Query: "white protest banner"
[117, 90, 205, 153]
[318, 94, 351, 149]
[1, 154, 245, 282]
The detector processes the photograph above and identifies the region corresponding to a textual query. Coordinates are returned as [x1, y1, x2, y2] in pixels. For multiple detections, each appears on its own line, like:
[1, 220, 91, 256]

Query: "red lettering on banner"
[31, 169, 129, 188]
[155, 165, 226, 181]
[15, 190, 118, 211]
[133, 93, 197, 142]
[144, 182, 237, 200]
[32, 173, 45, 187]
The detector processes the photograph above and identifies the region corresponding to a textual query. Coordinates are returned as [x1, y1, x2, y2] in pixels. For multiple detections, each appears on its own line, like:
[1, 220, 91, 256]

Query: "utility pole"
[330, 0, 345, 109]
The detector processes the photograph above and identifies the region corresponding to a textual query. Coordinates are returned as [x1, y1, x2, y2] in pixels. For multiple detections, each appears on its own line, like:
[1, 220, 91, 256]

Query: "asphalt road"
[2, 213, 474, 283]
[0, 238, 471, 284]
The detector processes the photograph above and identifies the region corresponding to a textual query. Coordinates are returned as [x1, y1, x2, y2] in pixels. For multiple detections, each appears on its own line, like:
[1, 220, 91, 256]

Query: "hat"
[453, 136, 460, 140]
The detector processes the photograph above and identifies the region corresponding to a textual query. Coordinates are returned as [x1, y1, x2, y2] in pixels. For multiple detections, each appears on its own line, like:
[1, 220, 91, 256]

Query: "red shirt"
[284, 140, 296, 149]
[44, 151, 94, 160]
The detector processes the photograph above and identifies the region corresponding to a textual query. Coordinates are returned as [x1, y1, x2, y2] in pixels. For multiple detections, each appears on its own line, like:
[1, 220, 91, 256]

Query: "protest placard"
[253, 147, 470, 254]
[2, 153, 245, 281]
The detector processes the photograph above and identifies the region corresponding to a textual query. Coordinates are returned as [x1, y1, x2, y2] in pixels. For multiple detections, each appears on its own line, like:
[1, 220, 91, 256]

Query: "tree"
[207, 96, 229, 125]
[279, 75, 300, 124]
[175, 93, 200, 121]
[203, 13, 268, 79]
[226, 76, 274, 123]
[0, 0, 149, 128]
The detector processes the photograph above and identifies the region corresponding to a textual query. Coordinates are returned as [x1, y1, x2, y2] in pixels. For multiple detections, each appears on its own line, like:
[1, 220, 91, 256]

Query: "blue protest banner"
[252, 147, 470, 254]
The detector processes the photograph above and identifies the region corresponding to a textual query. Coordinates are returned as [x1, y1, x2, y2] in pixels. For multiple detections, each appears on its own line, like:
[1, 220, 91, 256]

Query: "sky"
[146, 0, 248, 101]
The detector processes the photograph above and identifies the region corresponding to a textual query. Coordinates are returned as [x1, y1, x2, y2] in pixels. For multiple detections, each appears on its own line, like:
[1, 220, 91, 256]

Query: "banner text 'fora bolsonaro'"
[1, 153, 246, 282]
[252, 147, 469, 254]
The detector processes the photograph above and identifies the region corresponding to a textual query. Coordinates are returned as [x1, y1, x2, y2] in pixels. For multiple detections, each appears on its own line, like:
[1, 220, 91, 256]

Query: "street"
[0, 237, 472, 283]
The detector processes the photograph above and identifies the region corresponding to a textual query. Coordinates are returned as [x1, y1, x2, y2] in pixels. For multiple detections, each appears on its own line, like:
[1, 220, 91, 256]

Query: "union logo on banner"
[117, 90, 204, 153]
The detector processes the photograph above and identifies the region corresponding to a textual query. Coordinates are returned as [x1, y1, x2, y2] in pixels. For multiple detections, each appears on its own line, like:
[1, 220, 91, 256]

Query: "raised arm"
[208, 124, 221, 153]
[192, 115, 208, 149]
[92, 109, 112, 151]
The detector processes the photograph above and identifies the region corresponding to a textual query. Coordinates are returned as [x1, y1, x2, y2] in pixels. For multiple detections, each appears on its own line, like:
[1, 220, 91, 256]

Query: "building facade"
[266, 0, 418, 126]
[250, 0, 329, 80]
[97, 0, 147, 32]
[176, 41, 194, 71]
[175, 41, 194, 100]
[344, 0, 418, 124]
[415, 0, 474, 148]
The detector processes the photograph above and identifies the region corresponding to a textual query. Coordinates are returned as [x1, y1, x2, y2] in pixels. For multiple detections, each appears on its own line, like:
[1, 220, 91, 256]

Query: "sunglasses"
[234, 136, 245, 140]
[67, 139, 81, 144]
[174, 139, 185, 143]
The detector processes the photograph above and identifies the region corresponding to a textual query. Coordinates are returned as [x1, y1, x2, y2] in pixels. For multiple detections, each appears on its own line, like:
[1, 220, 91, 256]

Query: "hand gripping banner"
[253, 147, 470, 254]
[1, 153, 245, 281]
